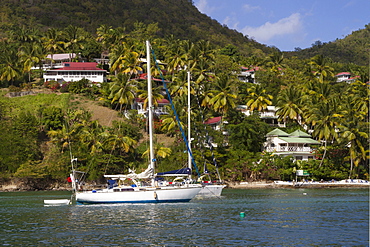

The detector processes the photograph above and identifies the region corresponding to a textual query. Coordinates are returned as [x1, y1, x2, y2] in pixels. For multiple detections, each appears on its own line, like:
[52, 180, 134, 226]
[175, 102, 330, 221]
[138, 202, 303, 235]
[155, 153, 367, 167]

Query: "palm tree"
[110, 41, 141, 76]
[109, 73, 138, 112]
[245, 84, 273, 112]
[337, 91, 369, 178]
[8, 26, 41, 44]
[208, 74, 237, 115]
[97, 25, 124, 49]
[0, 49, 20, 84]
[308, 55, 334, 83]
[42, 28, 65, 67]
[266, 51, 285, 75]
[78, 120, 107, 155]
[142, 143, 172, 160]
[276, 85, 304, 125]
[160, 98, 187, 136]
[164, 38, 187, 73]
[137, 82, 164, 110]
[18, 44, 42, 82]
[105, 123, 137, 154]
[306, 98, 340, 166]
[349, 81, 369, 117]
[62, 25, 86, 59]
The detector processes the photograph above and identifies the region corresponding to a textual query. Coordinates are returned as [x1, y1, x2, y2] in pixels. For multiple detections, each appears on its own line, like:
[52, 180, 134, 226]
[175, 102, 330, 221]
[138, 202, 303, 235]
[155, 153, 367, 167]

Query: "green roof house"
[264, 128, 320, 161]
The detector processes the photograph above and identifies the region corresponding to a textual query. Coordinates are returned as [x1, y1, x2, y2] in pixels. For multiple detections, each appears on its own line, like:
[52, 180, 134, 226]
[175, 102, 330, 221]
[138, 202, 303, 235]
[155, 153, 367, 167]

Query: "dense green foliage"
[0, 1, 368, 184]
[0, 0, 271, 56]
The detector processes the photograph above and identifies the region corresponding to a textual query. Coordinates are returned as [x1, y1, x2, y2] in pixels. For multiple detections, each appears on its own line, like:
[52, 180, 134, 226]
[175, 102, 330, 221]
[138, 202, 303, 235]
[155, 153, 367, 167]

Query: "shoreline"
[1, 180, 369, 192]
[227, 180, 370, 189]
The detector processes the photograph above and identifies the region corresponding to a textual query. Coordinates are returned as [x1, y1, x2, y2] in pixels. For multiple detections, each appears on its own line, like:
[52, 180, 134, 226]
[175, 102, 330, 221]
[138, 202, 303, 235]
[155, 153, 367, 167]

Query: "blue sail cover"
[156, 168, 191, 176]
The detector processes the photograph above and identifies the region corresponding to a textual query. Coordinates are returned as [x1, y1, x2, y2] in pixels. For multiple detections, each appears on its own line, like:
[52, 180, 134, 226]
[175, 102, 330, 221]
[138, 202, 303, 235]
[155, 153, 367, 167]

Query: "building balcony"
[265, 146, 313, 153]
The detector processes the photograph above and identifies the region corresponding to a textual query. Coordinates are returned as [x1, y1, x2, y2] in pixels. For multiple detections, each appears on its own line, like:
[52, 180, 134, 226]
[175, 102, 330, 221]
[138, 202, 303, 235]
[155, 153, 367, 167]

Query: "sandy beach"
[227, 180, 370, 189]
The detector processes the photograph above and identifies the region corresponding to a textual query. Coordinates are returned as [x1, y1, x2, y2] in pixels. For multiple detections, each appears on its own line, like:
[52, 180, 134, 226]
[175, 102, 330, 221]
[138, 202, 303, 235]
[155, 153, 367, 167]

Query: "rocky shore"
[0, 178, 71, 192]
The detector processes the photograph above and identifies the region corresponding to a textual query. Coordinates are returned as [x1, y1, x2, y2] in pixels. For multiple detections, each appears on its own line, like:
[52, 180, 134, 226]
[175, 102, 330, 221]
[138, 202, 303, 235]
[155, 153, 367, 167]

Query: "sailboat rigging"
[186, 72, 225, 196]
[71, 41, 201, 204]
[152, 65, 225, 196]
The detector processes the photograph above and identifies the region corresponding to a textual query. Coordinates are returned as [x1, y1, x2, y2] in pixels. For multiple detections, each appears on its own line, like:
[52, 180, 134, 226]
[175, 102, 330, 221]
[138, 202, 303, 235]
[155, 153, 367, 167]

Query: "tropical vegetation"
[0, 4, 369, 186]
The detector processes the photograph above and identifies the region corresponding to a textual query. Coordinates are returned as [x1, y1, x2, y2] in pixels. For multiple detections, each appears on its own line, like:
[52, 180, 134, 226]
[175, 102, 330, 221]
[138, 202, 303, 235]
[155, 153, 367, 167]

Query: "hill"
[1, 1, 368, 65]
[0, 0, 272, 56]
[286, 24, 370, 66]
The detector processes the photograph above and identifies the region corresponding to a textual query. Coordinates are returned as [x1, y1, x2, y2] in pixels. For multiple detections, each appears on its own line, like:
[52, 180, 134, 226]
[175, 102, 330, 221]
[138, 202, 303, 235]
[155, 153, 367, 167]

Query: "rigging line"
[64, 118, 86, 184]
[201, 185, 223, 200]
[193, 86, 222, 181]
[103, 123, 120, 175]
[150, 46, 200, 177]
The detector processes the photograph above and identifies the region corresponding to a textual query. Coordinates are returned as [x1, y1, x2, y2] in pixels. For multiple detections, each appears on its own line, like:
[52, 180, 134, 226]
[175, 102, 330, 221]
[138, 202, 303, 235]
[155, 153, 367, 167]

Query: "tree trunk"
[319, 139, 327, 167]
[349, 155, 354, 179]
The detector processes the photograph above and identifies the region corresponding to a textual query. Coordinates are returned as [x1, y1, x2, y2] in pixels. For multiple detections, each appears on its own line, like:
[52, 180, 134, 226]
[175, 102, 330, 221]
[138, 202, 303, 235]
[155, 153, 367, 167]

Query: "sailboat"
[185, 72, 225, 197]
[72, 41, 201, 204]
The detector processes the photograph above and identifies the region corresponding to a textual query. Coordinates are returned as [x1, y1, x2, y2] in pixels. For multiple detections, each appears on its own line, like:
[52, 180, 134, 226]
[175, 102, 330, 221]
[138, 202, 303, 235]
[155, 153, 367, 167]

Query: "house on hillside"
[236, 105, 285, 127]
[335, 72, 360, 83]
[264, 128, 320, 161]
[237, 67, 260, 83]
[133, 98, 170, 116]
[43, 62, 107, 84]
[204, 116, 223, 131]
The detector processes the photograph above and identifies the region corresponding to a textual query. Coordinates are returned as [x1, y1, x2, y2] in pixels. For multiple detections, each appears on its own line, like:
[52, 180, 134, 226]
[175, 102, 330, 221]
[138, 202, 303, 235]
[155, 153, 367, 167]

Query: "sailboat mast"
[187, 71, 192, 179]
[146, 40, 155, 180]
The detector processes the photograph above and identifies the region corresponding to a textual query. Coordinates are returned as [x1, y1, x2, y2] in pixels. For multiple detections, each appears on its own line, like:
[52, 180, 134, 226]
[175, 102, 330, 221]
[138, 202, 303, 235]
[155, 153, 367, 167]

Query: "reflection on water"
[0, 189, 368, 246]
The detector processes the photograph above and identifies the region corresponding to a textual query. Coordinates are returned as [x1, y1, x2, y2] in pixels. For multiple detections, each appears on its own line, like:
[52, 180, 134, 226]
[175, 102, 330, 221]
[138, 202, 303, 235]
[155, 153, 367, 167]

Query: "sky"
[193, 0, 370, 51]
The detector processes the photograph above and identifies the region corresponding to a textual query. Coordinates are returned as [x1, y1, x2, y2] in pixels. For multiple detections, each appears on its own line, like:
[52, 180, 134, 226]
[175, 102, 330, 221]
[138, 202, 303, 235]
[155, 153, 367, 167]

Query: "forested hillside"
[0, 0, 271, 56]
[0, 0, 368, 188]
[2, 0, 368, 65]
[286, 24, 370, 66]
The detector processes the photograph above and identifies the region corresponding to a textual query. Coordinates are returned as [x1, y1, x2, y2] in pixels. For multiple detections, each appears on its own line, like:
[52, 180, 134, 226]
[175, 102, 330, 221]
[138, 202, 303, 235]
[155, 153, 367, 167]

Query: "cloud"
[194, 0, 216, 15]
[242, 13, 303, 42]
[243, 4, 260, 12]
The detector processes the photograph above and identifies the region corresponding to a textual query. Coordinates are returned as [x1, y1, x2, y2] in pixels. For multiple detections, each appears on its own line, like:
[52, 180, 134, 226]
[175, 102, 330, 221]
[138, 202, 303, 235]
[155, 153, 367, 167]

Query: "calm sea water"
[0, 188, 368, 246]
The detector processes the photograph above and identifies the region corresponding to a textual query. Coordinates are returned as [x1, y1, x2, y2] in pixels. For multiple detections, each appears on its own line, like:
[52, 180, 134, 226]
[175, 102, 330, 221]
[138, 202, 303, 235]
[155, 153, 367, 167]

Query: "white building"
[237, 66, 259, 83]
[236, 105, 285, 127]
[133, 98, 170, 116]
[335, 72, 360, 83]
[43, 62, 107, 84]
[264, 128, 320, 161]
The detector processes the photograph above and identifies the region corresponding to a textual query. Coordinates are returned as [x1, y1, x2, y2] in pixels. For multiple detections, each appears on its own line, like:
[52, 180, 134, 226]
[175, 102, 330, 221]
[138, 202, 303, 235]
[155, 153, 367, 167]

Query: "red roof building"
[43, 62, 107, 84]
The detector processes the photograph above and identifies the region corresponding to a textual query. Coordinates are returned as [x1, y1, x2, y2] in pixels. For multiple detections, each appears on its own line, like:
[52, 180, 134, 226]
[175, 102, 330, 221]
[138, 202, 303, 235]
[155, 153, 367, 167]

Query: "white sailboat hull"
[76, 186, 201, 204]
[197, 184, 226, 197]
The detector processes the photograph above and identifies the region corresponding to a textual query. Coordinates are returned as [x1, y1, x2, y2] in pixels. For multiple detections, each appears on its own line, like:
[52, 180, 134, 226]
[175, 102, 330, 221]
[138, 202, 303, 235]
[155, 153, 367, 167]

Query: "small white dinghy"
[44, 199, 71, 205]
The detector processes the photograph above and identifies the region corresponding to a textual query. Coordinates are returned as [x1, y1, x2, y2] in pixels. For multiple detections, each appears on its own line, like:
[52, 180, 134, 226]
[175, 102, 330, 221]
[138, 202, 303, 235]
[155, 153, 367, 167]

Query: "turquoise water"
[0, 188, 368, 246]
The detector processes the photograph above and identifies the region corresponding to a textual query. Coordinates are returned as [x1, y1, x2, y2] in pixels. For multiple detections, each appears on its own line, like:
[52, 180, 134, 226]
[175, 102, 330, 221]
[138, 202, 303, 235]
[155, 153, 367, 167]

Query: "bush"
[68, 78, 89, 94]
[44, 80, 60, 91]
[60, 82, 70, 93]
